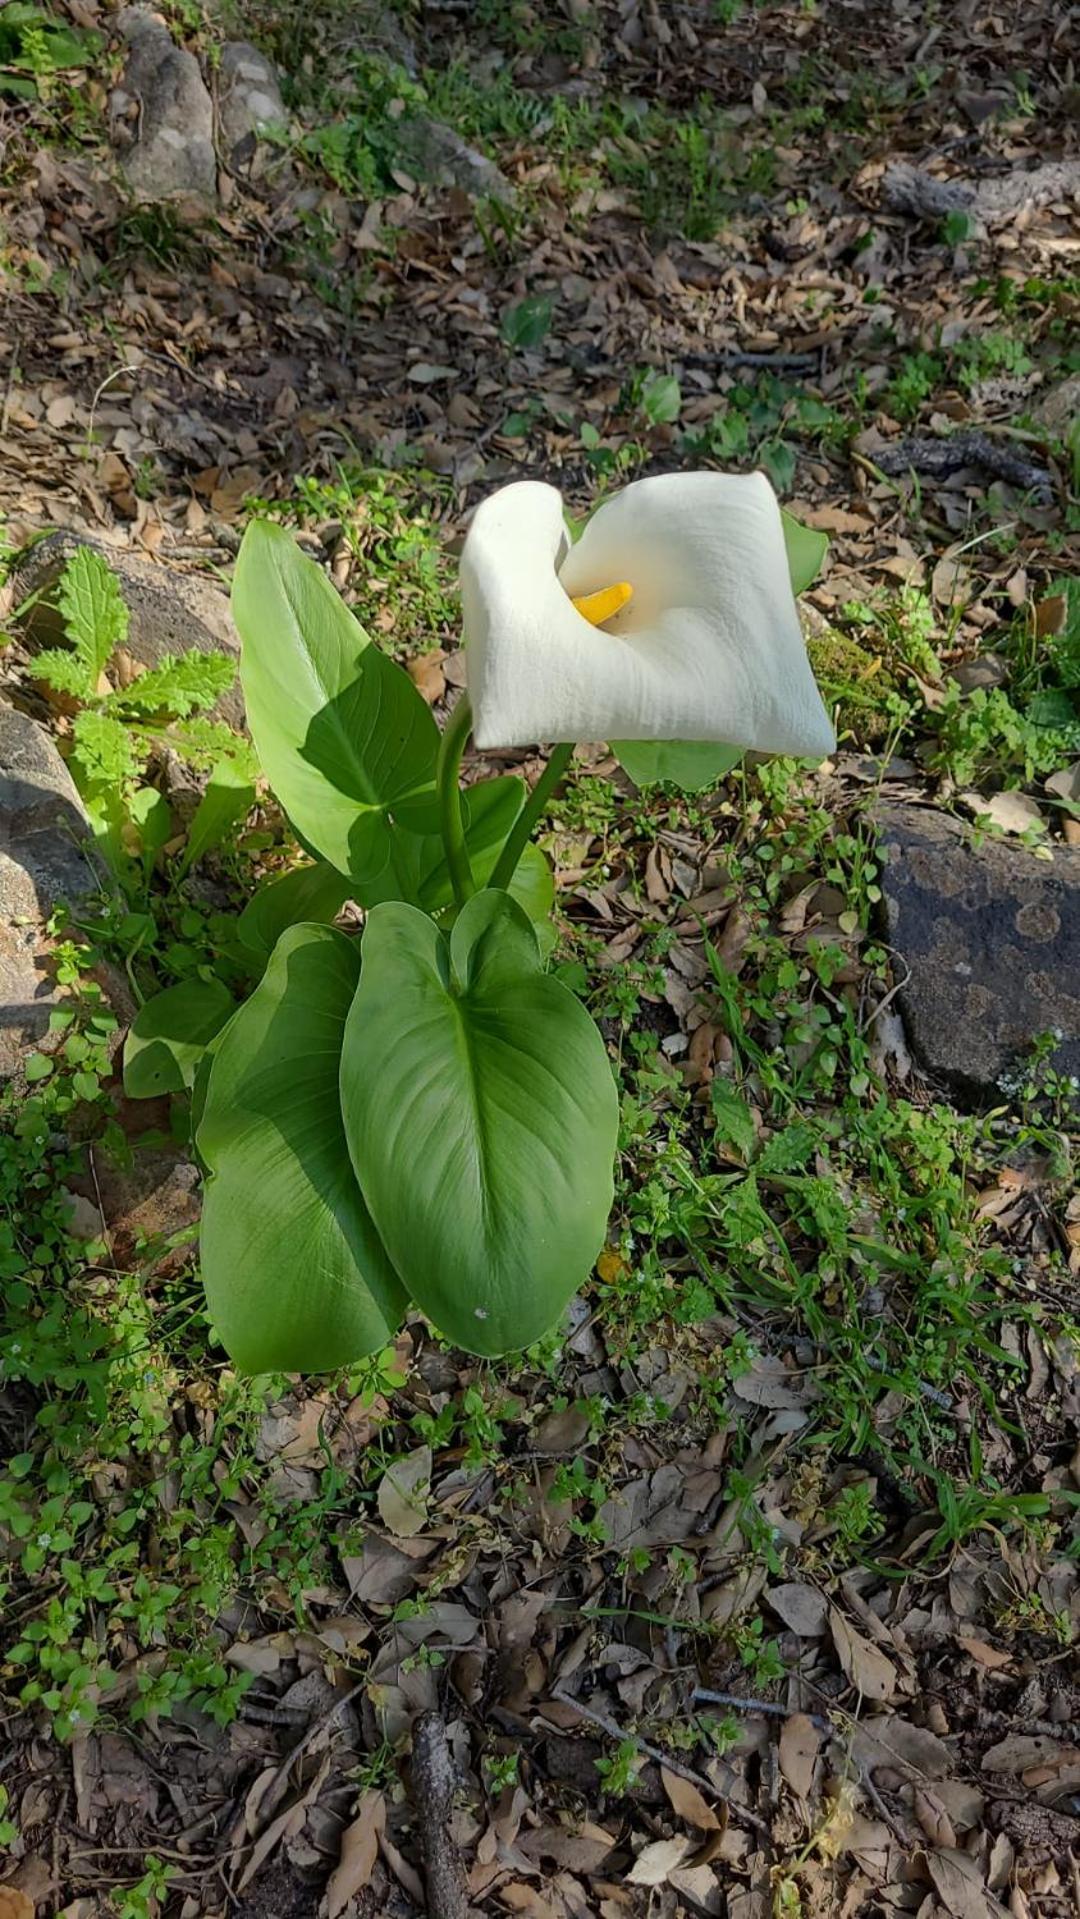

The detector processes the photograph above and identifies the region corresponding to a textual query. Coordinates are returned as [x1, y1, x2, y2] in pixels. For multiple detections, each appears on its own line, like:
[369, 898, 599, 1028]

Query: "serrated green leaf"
[110, 649, 236, 719]
[31, 647, 97, 699]
[340, 890, 618, 1356]
[71, 709, 139, 790]
[199, 924, 406, 1372]
[57, 548, 128, 687]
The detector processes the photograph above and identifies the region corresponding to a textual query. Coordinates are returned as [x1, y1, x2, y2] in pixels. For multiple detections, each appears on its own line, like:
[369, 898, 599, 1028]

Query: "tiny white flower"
[461, 473, 835, 757]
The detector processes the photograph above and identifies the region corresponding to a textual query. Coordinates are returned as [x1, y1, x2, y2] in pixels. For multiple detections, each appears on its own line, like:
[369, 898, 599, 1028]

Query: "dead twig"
[692, 1688, 830, 1732]
[409, 1712, 469, 1919]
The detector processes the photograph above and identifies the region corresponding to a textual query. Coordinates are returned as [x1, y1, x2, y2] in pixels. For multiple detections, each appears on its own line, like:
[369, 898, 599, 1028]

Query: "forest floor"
[1, 1, 1079, 1915]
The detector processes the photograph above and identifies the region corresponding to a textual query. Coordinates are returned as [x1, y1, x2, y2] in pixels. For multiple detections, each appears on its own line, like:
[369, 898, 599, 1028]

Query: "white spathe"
[461, 471, 835, 757]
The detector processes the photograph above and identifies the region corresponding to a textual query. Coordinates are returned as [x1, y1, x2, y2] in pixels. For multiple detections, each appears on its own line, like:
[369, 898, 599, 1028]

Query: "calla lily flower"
[461, 471, 835, 758]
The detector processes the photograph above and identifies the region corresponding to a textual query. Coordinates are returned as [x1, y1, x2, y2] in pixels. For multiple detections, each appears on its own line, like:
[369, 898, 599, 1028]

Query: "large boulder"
[111, 8, 217, 205]
[0, 706, 108, 1078]
[876, 802, 1080, 1101]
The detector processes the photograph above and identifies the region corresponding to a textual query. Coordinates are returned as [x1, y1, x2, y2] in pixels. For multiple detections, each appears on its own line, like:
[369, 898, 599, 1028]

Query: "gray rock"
[0, 705, 104, 1078]
[218, 40, 287, 172]
[395, 115, 515, 204]
[12, 533, 242, 726]
[1032, 374, 1080, 437]
[877, 801, 1080, 1101]
[111, 8, 217, 204]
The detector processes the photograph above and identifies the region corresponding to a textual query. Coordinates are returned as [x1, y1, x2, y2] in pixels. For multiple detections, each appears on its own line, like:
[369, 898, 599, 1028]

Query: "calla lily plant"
[123, 470, 834, 1374]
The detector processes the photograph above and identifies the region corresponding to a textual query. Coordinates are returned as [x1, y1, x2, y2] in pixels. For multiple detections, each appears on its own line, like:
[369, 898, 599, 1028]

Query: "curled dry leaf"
[829, 1608, 897, 1703]
[326, 1790, 386, 1918]
[627, 1835, 693, 1887]
[661, 1766, 722, 1831]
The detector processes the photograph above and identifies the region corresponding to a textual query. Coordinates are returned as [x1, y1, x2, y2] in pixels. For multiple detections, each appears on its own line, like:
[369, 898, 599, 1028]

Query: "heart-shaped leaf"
[340, 890, 617, 1355]
[781, 507, 828, 596]
[233, 522, 440, 884]
[198, 923, 405, 1372]
[124, 977, 236, 1098]
[613, 739, 743, 791]
[237, 861, 354, 968]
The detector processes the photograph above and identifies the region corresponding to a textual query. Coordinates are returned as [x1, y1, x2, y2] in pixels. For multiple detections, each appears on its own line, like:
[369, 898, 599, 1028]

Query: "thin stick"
[550, 1688, 771, 1835]
[693, 1688, 830, 1731]
[410, 1713, 468, 1919]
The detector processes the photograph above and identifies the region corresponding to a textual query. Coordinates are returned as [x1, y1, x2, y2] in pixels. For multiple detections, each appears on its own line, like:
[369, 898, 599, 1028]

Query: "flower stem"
[490, 743, 574, 891]
[437, 693, 476, 906]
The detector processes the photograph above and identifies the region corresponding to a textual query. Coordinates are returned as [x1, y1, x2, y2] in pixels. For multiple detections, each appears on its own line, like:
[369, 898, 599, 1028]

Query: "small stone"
[111, 9, 217, 205]
[0, 705, 107, 1079]
[60, 1190, 106, 1241]
[394, 115, 515, 204]
[876, 802, 1080, 1101]
[218, 41, 287, 173]
[1031, 374, 1080, 437]
[12, 533, 242, 726]
[949, 653, 1008, 693]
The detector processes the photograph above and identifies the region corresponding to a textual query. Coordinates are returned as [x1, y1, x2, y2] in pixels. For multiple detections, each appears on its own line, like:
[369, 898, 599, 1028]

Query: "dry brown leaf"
[627, 1835, 693, 1886]
[779, 1713, 821, 1801]
[0, 1894, 36, 1919]
[645, 843, 672, 903]
[914, 1787, 957, 1848]
[982, 1735, 1078, 1776]
[925, 1846, 1011, 1919]
[499, 1886, 561, 1919]
[326, 1790, 386, 1917]
[767, 1582, 828, 1637]
[377, 1446, 432, 1538]
[408, 649, 447, 705]
[956, 1635, 1013, 1671]
[829, 1608, 897, 1702]
[731, 1354, 812, 1410]
[660, 1767, 722, 1830]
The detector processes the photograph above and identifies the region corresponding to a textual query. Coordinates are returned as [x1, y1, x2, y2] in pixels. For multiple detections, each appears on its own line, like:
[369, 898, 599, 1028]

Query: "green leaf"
[57, 547, 128, 687]
[501, 294, 554, 349]
[31, 648, 98, 699]
[71, 709, 139, 790]
[128, 786, 173, 868]
[198, 924, 405, 1372]
[710, 1082, 757, 1161]
[641, 372, 682, 426]
[238, 862, 354, 967]
[781, 508, 828, 596]
[110, 650, 236, 718]
[233, 522, 440, 883]
[759, 438, 796, 494]
[340, 890, 618, 1356]
[124, 978, 235, 1098]
[178, 760, 255, 876]
[613, 740, 744, 792]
